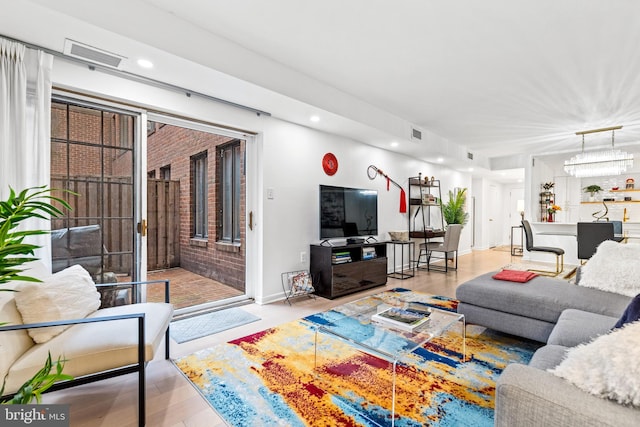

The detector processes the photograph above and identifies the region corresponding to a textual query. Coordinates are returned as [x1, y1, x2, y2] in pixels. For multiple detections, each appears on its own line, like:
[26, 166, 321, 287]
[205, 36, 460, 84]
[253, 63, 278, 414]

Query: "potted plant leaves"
[0, 186, 74, 404]
[583, 185, 603, 202]
[441, 188, 469, 227]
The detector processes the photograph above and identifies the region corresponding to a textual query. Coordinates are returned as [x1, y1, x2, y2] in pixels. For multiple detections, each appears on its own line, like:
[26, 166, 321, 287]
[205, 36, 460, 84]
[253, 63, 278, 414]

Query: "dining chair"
[577, 222, 614, 262]
[521, 220, 564, 276]
[416, 224, 462, 272]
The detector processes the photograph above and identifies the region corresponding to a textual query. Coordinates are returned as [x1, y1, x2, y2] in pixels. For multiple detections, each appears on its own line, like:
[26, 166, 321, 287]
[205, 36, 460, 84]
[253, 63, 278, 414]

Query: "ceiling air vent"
[63, 39, 125, 69]
[467, 152, 474, 160]
[411, 128, 422, 141]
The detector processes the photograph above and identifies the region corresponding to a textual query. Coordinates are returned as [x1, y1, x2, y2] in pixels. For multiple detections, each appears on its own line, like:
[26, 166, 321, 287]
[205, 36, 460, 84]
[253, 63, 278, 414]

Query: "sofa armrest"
[0, 313, 148, 369]
[0, 313, 147, 398]
[495, 364, 639, 427]
[0, 311, 146, 333]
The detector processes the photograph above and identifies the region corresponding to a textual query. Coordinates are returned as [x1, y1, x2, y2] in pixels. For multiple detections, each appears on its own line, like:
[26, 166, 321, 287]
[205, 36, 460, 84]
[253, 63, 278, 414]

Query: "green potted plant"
[0, 186, 73, 404]
[583, 184, 603, 201]
[441, 188, 469, 227]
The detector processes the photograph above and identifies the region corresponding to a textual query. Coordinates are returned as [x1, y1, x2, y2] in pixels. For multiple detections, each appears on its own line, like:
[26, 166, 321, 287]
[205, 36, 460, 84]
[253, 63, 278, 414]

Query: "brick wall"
[51, 103, 133, 178]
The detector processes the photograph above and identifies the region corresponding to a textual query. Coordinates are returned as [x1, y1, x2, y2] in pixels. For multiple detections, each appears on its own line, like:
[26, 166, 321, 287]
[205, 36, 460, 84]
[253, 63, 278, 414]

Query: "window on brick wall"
[192, 152, 208, 238]
[160, 165, 171, 180]
[218, 141, 241, 243]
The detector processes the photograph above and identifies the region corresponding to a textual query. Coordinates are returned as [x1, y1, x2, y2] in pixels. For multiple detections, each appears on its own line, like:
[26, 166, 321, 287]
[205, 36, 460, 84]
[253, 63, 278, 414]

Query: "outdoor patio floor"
[146, 267, 244, 310]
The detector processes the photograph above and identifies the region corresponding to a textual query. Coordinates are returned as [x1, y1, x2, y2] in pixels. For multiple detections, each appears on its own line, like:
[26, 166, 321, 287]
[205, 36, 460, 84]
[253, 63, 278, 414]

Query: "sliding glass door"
[49, 96, 251, 312]
[50, 97, 139, 291]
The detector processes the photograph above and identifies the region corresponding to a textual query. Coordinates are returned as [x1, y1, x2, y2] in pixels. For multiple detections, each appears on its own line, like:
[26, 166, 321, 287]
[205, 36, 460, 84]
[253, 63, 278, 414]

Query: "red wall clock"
[322, 152, 338, 176]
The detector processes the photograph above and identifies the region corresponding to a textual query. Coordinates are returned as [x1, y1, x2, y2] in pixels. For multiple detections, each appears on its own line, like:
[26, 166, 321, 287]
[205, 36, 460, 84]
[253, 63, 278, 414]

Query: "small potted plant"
[441, 188, 469, 227]
[542, 182, 555, 191]
[541, 182, 554, 203]
[583, 185, 603, 202]
[547, 204, 561, 222]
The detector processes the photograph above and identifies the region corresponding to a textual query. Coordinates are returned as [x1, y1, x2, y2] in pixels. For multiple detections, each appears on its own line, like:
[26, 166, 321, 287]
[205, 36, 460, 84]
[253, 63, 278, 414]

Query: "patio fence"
[50, 176, 180, 273]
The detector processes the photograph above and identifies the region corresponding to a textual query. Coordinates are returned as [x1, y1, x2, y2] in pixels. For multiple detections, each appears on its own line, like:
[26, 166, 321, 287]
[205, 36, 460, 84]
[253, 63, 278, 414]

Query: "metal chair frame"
[522, 220, 564, 276]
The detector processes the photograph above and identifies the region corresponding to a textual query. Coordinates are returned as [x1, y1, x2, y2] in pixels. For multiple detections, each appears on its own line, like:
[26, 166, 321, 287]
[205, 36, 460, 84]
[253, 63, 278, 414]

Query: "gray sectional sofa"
[456, 272, 639, 426]
[456, 272, 630, 343]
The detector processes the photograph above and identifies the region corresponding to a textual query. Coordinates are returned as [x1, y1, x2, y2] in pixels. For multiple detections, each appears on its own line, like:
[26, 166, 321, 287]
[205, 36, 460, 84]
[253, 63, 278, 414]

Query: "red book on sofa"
[492, 269, 538, 283]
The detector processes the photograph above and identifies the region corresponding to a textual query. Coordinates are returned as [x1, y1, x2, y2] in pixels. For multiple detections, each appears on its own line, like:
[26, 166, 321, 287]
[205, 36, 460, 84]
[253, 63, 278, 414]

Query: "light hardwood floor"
[43, 248, 519, 426]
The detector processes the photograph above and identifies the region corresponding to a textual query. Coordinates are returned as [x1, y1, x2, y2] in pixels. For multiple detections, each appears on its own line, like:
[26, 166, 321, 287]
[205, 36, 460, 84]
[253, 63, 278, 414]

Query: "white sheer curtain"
[0, 37, 54, 267]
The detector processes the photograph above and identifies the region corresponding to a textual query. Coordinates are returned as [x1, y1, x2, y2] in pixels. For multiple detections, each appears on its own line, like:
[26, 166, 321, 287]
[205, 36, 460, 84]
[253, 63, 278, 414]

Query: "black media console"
[310, 242, 387, 299]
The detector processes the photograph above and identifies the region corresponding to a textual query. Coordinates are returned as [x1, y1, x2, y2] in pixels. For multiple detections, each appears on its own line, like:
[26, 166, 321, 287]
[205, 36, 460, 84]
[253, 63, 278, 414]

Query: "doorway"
[145, 116, 249, 313]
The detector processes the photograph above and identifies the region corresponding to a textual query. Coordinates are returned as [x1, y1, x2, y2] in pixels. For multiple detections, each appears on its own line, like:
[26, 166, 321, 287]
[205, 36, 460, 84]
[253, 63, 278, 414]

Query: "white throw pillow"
[14, 264, 101, 343]
[549, 320, 640, 407]
[578, 240, 640, 297]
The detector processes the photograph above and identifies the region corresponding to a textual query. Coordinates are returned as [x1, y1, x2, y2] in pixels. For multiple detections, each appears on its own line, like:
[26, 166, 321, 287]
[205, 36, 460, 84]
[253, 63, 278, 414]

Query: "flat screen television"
[319, 185, 378, 239]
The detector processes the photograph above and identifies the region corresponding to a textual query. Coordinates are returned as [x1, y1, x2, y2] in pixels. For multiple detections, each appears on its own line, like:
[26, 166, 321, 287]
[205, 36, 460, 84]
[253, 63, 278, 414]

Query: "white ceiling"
[7, 0, 640, 182]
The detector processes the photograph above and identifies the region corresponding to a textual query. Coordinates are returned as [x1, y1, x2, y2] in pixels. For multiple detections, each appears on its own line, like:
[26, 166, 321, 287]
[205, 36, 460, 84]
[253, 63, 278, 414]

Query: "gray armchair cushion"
[51, 225, 103, 275]
[548, 309, 617, 347]
[528, 344, 567, 370]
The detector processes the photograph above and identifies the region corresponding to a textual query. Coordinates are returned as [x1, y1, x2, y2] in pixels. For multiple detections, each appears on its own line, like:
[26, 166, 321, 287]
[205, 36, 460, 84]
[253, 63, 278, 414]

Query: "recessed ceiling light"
[390, 141, 399, 147]
[436, 157, 444, 163]
[310, 115, 320, 122]
[137, 58, 154, 69]
[468, 167, 474, 172]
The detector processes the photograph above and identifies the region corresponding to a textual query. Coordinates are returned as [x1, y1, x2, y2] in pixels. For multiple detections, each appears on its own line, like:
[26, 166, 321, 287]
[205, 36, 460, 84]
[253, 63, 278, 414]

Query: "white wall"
[48, 56, 473, 304]
[259, 119, 473, 302]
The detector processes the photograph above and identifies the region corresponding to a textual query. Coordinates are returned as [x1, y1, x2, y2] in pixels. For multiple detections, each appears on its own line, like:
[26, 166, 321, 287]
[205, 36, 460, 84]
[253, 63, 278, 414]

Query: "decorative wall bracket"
[367, 165, 407, 213]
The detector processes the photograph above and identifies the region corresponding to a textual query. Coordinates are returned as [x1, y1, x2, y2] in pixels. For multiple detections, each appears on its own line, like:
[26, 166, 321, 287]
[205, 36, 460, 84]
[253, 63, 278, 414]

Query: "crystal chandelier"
[564, 126, 634, 178]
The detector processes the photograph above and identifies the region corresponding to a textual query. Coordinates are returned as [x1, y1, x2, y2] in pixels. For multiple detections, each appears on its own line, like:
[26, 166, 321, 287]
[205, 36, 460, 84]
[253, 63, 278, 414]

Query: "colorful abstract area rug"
[174, 288, 541, 426]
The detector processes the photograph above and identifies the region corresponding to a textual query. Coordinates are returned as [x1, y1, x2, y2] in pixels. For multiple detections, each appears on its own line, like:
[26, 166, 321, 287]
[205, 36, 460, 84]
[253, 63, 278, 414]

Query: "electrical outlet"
[300, 251, 307, 263]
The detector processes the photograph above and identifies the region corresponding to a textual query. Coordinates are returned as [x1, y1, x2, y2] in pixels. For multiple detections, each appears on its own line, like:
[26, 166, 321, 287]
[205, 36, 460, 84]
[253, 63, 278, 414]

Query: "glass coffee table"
[314, 296, 465, 426]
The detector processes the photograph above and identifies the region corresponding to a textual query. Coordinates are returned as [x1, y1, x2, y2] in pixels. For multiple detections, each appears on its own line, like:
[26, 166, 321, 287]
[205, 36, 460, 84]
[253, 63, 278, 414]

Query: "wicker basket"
[388, 231, 409, 241]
